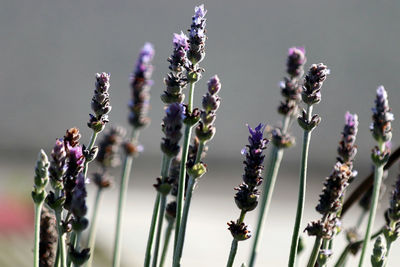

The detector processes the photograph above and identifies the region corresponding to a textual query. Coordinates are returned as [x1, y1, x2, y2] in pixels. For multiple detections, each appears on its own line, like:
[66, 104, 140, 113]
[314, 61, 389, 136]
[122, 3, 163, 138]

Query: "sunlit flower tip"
[371, 85, 394, 143]
[95, 72, 111, 93]
[247, 123, 268, 146]
[140, 42, 155, 63]
[207, 75, 221, 95]
[173, 32, 189, 51]
[287, 46, 306, 78]
[193, 4, 207, 24]
[345, 111, 358, 128]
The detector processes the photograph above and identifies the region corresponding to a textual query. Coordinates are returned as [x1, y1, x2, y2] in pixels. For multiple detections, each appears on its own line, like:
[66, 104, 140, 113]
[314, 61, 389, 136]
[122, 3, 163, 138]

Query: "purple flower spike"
[71, 173, 88, 218]
[371, 85, 394, 142]
[338, 111, 358, 169]
[49, 138, 67, 186]
[188, 4, 207, 64]
[302, 63, 329, 105]
[247, 123, 267, 149]
[129, 43, 155, 129]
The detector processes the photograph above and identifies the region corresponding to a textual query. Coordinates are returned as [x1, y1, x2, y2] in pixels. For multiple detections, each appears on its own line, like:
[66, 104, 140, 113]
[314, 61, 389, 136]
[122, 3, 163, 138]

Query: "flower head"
[88, 73, 111, 133]
[302, 63, 329, 105]
[188, 4, 207, 64]
[338, 112, 358, 165]
[371, 86, 394, 142]
[129, 43, 155, 128]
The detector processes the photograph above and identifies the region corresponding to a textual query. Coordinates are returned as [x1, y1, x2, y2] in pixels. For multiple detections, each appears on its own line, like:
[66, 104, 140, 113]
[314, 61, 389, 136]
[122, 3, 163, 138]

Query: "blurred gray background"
[1, 0, 400, 266]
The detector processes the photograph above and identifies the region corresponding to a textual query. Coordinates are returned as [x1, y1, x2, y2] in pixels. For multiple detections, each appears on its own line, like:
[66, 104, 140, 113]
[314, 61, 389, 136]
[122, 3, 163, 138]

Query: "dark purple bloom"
[242, 123, 268, 187]
[129, 43, 155, 128]
[161, 103, 185, 156]
[71, 173, 88, 218]
[371, 86, 394, 142]
[287, 47, 306, 78]
[88, 73, 112, 133]
[302, 63, 329, 105]
[66, 144, 85, 178]
[338, 112, 358, 165]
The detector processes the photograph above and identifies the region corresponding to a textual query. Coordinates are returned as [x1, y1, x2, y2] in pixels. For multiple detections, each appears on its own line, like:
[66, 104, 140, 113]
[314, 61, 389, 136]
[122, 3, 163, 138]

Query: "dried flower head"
[49, 138, 67, 188]
[39, 207, 57, 267]
[96, 126, 126, 168]
[88, 72, 111, 133]
[302, 63, 329, 105]
[227, 221, 251, 241]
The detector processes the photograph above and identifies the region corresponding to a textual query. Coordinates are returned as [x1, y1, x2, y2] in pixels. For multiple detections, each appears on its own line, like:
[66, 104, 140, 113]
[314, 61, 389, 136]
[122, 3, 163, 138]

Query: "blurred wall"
[1, 0, 400, 166]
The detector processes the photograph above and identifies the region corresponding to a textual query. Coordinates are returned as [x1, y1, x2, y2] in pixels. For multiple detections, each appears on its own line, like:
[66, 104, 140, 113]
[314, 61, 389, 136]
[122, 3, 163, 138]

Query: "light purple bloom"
[193, 4, 207, 25]
[207, 75, 221, 95]
[345, 111, 358, 128]
[173, 32, 189, 51]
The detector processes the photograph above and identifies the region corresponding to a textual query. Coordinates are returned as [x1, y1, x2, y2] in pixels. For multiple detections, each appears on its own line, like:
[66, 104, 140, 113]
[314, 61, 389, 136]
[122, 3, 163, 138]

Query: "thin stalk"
[358, 141, 385, 267]
[174, 80, 196, 250]
[33, 202, 44, 267]
[172, 176, 196, 267]
[83, 132, 98, 178]
[226, 211, 246, 267]
[84, 187, 102, 267]
[112, 130, 137, 267]
[67, 232, 76, 267]
[226, 240, 239, 267]
[144, 154, 172, 267]
[159, 219, 175, 267]
[288, 105, 313, 267]
[152, 156, 172, 267]
[55, 210, 67, 267]
[73, 234, 82, 267]
[307, 236, 323, 267]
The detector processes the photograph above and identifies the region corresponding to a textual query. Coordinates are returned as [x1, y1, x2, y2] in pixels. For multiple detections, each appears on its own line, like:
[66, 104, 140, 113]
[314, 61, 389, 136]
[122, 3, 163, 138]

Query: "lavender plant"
[249, 47, 306, 267]
[226, 124, 268, 267]
[359, 86, 394, 267]
[144, 33, 187, 267]
[174, 5, 208, 256]
[173, 75, 221, 267]
[113, 43, 154, 267]
[288, 63, 329, 267]
[39, 206, 58, 267]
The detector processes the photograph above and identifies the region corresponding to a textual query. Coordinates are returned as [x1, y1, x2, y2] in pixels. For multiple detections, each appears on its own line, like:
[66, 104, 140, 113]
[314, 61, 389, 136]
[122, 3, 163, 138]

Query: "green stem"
[159, 219, 175, 267]
[358, 142, 385, 267]
[145, 194, 161, 267]
[83, 132, 98, 178]
[152, 157, 172, 267]
[307, 236, 323, 267]
[172, 176, 196, 267]
[144, 154, 172, 267]
[288, 105, 313, 267]
[73, 233, 82, 267]
[226, 240, 239, 267]
[248, 146, 283, 267]
[84, 187, 103, 267]
[174, 80, 196, 251]
[55, 210, 67, 267]
[33, 202, 44, 267]
[112, 130, 137, 267]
